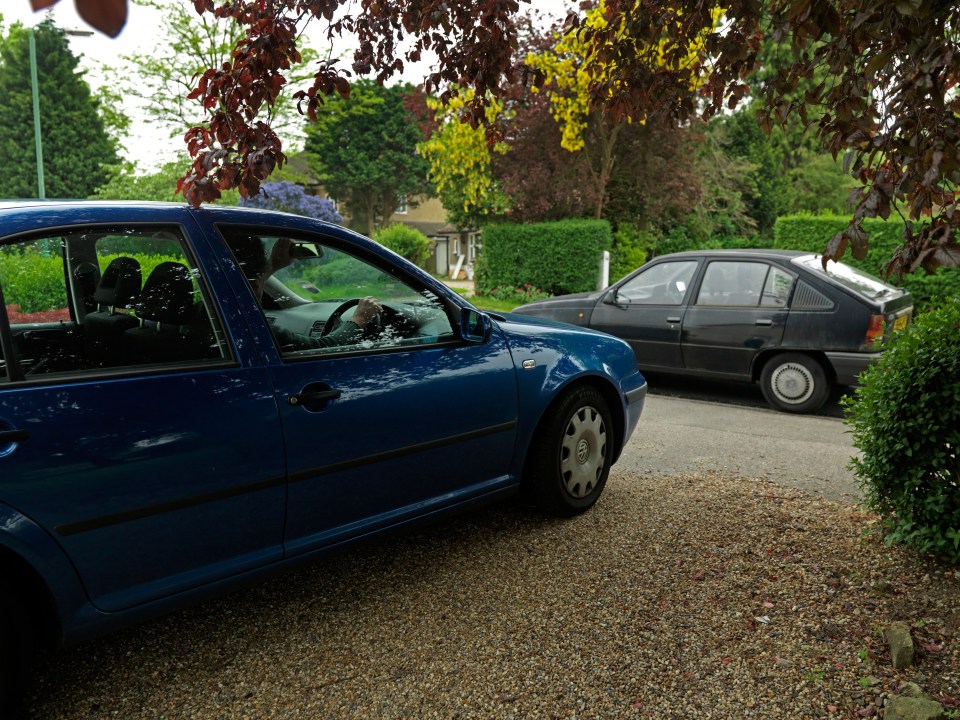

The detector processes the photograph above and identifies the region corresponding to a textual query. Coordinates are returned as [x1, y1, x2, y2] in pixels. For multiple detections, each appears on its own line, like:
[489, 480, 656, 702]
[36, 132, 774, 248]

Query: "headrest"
[136, 262, 195, 325]
[94, 257, 142, 309]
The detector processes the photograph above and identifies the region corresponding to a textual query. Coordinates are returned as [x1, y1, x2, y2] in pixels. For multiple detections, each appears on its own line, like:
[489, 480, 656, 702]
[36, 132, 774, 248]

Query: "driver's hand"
[352, 296, 382, 327]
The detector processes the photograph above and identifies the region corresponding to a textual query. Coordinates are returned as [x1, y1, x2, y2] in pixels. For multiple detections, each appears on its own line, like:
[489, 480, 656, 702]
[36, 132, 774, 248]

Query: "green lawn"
[446, 288, 517, 314]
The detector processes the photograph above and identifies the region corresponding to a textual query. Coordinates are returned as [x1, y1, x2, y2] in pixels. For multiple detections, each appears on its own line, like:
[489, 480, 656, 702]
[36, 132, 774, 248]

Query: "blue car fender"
[0, 503, 90, 648]
[495, 314, 646, 465]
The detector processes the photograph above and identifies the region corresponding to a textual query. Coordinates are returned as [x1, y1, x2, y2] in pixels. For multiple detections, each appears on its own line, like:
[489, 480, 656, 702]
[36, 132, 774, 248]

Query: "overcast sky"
[3, 0, 572, 173]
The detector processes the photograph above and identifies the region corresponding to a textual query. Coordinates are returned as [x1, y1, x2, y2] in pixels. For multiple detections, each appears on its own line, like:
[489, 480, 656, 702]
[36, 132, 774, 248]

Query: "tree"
[240, 180, 342, 224]
[492, 89, 599, 224]
[0, 19, 118, 198]
[112, 0, 316, 146]
[91, 158, 241, 203]
[303, 80, 429, 237]
[38, 0, 960, 274]
[418, 88, 510, 230]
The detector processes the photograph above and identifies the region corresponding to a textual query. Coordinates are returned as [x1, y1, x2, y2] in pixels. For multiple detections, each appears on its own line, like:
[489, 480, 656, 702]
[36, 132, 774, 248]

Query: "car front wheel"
[760, 353, 830, 413]
[527, 386, 613, 517]
[0, 589, 31, 712]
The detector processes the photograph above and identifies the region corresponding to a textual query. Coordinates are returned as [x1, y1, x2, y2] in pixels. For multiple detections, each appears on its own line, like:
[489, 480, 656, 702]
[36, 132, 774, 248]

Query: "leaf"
[73, 0, 128, 37]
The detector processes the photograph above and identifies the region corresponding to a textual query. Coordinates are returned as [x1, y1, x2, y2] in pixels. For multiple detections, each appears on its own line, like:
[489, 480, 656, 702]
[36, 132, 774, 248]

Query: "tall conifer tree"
[0, 19, 118, 199]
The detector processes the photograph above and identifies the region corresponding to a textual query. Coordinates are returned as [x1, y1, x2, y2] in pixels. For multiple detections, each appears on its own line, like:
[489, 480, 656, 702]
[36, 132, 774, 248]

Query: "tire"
[0, 589, 32, 713]
[760, 353, 830, 413]
[527, 386, 613, 517]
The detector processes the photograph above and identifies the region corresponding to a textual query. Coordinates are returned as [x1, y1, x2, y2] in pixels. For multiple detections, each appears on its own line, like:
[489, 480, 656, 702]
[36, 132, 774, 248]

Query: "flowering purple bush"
[240, 181, 343, 225]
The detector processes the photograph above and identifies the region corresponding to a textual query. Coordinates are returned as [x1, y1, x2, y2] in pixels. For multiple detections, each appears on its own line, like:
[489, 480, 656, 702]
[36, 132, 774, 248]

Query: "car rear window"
[792, 255, 904, 300]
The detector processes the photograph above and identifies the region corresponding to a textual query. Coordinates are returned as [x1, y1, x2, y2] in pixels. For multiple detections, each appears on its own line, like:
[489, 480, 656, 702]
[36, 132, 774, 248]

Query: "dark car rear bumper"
[825, 351, 881, 386]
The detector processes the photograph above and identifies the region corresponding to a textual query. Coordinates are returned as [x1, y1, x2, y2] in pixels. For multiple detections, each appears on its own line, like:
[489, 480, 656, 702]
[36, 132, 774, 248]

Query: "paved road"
[618, 393, 862, 503]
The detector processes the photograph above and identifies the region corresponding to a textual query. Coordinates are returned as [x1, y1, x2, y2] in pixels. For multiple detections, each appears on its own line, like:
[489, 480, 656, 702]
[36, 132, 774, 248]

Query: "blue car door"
[0, 219, 287, 613]
[212, 228, 519, 557]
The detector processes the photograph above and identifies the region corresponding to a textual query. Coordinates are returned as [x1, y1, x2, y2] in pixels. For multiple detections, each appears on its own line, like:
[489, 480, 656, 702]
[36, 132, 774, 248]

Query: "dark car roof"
[655, 249, 809, 261]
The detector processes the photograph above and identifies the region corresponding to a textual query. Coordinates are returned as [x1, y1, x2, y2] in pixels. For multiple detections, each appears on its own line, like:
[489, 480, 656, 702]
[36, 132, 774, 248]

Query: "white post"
[598, 250, 610, 290]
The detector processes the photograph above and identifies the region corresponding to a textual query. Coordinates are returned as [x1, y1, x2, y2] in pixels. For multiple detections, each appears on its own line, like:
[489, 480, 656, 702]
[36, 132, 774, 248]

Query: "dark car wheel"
[527, 386, 613, 517]
[760, 353, 830, 413]
[0, 589, 31, 712]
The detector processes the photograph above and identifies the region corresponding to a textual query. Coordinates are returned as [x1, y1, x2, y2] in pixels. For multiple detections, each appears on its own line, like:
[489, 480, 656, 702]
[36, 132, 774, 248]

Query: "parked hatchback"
[513, 249, 912, 413]
[0, 201, 647, 704]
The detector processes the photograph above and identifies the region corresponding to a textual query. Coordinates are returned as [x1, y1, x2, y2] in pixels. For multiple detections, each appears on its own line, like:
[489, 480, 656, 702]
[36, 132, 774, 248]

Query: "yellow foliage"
[527, 2, 723, 152]
[418, 88, 510, 219]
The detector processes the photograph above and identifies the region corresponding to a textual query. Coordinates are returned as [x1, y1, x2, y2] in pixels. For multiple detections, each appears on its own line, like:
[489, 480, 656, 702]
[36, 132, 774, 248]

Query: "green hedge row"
[0, 251, 185, 314]
[475, 219, 612, 296]
[773, 214, 960, 311]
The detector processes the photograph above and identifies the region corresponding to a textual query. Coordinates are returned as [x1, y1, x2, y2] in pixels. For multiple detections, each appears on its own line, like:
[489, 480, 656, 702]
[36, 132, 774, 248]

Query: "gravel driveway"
[20, 468, 959, 719]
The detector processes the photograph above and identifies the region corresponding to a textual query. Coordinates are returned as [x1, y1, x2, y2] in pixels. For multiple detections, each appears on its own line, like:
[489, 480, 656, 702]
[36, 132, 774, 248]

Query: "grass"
[446, 287, 518, 314]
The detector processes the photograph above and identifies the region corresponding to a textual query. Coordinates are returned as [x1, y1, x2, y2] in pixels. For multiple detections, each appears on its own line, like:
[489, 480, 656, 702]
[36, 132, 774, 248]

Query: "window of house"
[396, 195, 408, 215]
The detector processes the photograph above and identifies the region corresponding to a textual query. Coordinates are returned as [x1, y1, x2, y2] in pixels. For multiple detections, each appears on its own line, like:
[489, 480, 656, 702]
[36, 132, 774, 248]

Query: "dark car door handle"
[755, 319, 773, 327]
[288, 389, 342, 407]
[0, 429, 30, 444]
[666, 316, 681, 324]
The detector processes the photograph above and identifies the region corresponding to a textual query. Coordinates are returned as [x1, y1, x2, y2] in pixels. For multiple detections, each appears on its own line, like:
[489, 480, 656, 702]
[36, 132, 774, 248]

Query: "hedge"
[0, 251, 186, 314]
[475, 219, 612, 297]
[773, 214, 960, 311]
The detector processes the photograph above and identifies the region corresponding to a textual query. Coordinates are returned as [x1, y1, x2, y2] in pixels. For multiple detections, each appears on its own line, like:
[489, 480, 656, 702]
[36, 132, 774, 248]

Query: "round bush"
[843, 297, 960, 562]
[240, 181, 343, 225]
[374, 224, 431, 268]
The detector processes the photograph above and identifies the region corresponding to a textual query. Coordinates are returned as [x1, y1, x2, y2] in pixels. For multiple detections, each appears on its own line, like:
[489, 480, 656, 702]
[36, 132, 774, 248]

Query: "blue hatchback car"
[0, 201, 646, 701]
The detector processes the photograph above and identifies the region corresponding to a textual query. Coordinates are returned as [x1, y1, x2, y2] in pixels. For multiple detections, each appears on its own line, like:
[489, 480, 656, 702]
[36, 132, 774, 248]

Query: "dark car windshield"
[792, 255, 904, 300]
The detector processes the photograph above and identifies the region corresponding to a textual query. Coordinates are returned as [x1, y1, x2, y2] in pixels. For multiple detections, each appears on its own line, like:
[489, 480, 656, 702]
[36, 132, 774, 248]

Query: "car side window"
[760, 266, 795, 307]
[618, 261, 697, 305]
[221, 231, 455, 358]
[0, 228, 228, 383]
[696, 261, 771, 307]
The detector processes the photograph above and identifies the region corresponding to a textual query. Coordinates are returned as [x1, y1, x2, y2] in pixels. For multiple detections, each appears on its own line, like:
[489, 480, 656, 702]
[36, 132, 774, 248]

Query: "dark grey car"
[513, 249, 914, 413]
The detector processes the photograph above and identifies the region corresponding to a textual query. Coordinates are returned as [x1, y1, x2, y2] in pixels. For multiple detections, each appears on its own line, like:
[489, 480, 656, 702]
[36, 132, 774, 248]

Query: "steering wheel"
[321, 298, 407, 339]
[321, 298, 369, 337]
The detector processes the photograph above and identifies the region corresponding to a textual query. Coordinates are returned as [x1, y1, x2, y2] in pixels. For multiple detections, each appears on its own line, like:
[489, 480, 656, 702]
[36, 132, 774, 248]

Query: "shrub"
[609, 226, 654, 282]
[477, 219, 611, 296]
[0, 248, 67, 314]
[373, 224, 431, 268]
[240, 181, 343, 225]
[488, 283, 552, 305]
[843, 297, 960, 562]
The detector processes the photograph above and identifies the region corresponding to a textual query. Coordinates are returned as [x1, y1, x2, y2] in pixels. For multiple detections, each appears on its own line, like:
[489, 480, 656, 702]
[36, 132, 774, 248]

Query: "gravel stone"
[18, 471, 960, 719]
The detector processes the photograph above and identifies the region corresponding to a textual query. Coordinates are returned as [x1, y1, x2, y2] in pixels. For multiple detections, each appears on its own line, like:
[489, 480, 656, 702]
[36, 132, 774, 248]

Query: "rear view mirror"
[461, 308, 491, 343]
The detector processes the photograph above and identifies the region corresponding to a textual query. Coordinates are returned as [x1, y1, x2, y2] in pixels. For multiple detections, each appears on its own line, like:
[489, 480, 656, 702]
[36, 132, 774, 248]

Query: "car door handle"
[666, 316, 681, 324]
[0, 429, 30, 444]
[288, 389, 342, 407]
[755, 319, 773, 327]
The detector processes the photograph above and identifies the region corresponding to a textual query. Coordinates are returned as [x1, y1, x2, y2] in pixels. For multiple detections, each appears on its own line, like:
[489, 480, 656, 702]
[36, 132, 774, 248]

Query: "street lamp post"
[28, 28, 44, 200]
[28, 26, 95, 200]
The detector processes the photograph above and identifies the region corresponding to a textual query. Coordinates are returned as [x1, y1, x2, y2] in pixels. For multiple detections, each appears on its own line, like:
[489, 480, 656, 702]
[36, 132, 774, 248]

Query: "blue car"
[0, 201, 646, 701]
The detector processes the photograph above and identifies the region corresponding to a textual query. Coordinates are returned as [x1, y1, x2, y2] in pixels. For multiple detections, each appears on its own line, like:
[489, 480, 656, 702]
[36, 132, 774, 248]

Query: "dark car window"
[760, 265, 795, 307]
[222, 232, 455, 357]
[0, 228, 227, 382]
[696, 261, 773, 307]
[618, 260, 697, 305]
[793, 254, 903, 300]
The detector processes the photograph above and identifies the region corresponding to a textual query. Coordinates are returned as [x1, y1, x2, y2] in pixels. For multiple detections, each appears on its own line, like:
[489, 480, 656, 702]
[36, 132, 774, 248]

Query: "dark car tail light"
[861, 314, 886, 350]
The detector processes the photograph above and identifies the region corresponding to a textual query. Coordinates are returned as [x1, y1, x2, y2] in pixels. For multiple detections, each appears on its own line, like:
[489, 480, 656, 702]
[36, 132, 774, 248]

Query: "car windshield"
[792, 255, 903, 300]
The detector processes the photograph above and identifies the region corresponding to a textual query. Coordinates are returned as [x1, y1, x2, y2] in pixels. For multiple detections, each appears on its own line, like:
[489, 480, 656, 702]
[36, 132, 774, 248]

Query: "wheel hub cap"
[772, 363, 814, 404]
[560, 405, 607, 498]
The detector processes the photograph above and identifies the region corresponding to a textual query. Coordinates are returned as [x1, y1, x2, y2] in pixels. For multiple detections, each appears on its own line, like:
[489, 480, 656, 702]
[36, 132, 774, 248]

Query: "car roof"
[656, 248, 809, 261]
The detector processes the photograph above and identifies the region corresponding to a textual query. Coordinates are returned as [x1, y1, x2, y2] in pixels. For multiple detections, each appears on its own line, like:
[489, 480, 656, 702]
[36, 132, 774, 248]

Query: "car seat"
[83, 256, 142, 366]
[124, 262, 217, 364]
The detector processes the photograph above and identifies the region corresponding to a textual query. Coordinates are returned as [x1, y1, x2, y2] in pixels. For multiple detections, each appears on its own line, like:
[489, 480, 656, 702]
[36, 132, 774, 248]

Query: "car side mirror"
[603, 288, 626, 307]
[460, 308, 491, 343]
